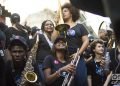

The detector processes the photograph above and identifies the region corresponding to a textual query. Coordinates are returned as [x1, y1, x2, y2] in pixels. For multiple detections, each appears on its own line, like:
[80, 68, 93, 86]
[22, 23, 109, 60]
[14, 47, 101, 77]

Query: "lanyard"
[43, 32, 53, 49]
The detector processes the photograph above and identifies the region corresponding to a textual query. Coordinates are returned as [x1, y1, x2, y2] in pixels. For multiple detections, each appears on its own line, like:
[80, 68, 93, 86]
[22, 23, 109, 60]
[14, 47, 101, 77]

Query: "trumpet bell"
[25, 71, 38, 83]
[55, 24, 70, 32]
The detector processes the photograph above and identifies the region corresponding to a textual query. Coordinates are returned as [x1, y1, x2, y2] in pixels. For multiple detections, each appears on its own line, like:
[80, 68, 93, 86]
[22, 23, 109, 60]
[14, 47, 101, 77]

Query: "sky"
[4, 0, 69, 22]
[2, 0, 111, 35]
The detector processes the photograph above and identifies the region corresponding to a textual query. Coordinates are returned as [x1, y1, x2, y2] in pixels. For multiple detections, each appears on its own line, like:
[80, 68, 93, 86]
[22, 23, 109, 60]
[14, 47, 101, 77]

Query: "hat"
[10, 13, 20, 23]
[9, 35, 28, 49]
[54, 36, 66, 44]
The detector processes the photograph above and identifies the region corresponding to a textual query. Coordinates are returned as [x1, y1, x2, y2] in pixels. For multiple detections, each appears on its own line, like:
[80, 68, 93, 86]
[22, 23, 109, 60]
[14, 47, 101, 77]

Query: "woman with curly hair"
[61, 3, 89, 86]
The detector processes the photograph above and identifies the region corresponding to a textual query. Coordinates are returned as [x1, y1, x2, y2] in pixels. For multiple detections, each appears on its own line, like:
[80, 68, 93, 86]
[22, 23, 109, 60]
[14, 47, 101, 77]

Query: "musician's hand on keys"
[69, 53, 75, 60]
[60, 64, 76, 74]
[70, 52, 80, 60]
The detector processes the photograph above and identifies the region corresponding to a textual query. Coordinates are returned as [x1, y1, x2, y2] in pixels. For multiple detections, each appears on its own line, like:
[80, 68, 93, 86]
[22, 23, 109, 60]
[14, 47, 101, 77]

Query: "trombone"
[54, 0, 70, 55]
[55, 0, 70, 34]
[62, 48, 81, 86]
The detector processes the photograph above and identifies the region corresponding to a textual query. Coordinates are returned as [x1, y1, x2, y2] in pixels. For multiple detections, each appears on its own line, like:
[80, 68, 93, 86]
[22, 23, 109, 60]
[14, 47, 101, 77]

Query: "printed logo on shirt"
[67, 29, 75, 37]
[54, 60, 59, 64]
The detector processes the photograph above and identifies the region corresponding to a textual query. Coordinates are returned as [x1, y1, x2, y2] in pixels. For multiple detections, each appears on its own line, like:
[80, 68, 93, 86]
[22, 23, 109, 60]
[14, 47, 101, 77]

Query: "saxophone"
[19, 33, 39, 86]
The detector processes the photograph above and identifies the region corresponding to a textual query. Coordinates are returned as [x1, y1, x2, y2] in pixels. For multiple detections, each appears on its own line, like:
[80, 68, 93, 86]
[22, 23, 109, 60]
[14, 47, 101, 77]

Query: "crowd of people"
[0, 2, 119, 86]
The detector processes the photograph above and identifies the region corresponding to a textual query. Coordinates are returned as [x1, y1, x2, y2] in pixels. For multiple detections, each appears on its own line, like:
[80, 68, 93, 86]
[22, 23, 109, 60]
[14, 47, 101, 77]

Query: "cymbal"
[55, 24, 70, 32]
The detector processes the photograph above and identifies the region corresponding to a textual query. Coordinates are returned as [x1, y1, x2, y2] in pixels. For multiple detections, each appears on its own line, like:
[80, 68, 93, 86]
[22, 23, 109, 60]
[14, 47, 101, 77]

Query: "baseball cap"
[10, 13, 20, 23]
[9, 35, 28, 50]
[54, 36, 66, 44]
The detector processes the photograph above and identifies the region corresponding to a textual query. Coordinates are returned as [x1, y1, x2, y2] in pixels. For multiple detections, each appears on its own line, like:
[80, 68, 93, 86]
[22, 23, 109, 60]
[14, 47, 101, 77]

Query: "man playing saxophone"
[5, 35, 42, 86]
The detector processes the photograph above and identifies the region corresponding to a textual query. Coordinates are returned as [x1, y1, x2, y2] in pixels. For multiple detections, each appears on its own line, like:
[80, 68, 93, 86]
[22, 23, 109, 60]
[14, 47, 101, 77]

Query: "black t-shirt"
[43, 55, 68, 86]
[87, 60, 106, 86]
[5, 27, 29, 49]
[36, 34, 52, 64]
[60, 23, 88, 86]
[61, 23, 88, 55]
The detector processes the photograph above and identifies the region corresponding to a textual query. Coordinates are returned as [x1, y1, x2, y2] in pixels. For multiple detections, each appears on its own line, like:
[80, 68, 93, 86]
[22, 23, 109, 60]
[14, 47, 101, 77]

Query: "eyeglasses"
[45, 24, 54, 26]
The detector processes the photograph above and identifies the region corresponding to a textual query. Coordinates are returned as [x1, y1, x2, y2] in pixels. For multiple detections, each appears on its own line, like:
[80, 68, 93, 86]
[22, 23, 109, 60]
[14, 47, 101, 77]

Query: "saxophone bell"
[25, 71, 38, 83]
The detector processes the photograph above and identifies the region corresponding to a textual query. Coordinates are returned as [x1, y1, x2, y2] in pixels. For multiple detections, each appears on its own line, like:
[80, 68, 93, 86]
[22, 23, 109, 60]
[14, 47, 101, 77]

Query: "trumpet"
[62, 48, 81, 86]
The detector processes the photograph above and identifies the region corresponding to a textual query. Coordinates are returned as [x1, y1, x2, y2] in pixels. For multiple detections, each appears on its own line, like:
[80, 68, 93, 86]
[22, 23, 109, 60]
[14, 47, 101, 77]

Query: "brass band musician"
[60, 3, 89, 86]
[5, 36, 42, 86]
[43, 36, 75, 86]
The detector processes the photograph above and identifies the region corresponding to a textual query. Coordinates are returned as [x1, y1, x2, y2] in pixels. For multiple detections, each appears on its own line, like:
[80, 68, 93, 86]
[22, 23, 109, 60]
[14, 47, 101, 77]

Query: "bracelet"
[56, 68, 62, 76]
